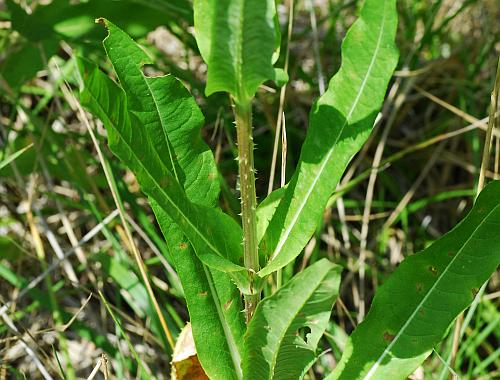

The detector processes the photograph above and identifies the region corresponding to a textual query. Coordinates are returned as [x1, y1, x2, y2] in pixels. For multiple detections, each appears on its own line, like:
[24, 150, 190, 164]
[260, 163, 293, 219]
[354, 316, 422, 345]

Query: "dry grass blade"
[267, 0, 295, 195]
[1, 313, 54, 380]
[477, 58, 500, 194]
[0, 209, 119, 320]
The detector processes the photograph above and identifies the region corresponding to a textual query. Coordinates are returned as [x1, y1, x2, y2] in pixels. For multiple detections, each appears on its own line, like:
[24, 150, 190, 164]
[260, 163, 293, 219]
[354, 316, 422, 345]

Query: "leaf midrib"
[235, 0, 244, 102]
[87, 90, 238, 270]
[143, 76, 181, 183]
[267, 270, 329, 379]
[363, 201, 500, 380]
[91, 86, 244, 376]
[203, 265, 243, 380]
[267, 0, 389, 266]
[103, 32, 180, 182]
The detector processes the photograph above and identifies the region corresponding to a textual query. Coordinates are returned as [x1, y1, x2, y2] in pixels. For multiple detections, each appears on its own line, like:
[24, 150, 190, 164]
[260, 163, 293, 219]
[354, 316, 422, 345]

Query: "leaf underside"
[193, 0, 277, 103]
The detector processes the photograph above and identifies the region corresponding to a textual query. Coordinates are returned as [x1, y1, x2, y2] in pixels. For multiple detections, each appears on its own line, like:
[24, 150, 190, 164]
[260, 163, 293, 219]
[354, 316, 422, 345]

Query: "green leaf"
[193, 0, 277, 103]
[327, 180, 500, 380]
[93, 253, 151, 320]
[256, 186, 286, 245]
[98, 19, 218, 208]
[158, 222, 245, 380]
[259, 0, 399, 277]
[0, 39, 59, 91]
[8, 0, 193, 41]
[0, 143, 33, 171]
[96, 18, 247, 378]
[78, 21, 247, 377]
[243, 259, 341, 379]
[273, 68, 289, 87]
[78, 21, 251, 291]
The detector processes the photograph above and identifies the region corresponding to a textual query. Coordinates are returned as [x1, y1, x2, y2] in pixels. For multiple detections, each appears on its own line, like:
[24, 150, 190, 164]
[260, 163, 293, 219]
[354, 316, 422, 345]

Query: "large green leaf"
[327, 180, 500, 380]
[158, 222, 245, 380]
[259, 0, 399, 277]
[99, 19, 218, 207]
[79, 24, 243, 379]
[98, 20, 246, 379]
[243, 259, 341, 379]
[193, 0, 277, 103]
[99, 20, 247, 378]
[78, 20, 251, 289]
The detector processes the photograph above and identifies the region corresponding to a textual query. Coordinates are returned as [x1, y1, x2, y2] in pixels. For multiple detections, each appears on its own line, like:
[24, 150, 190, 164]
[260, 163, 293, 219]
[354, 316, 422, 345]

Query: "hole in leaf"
[428, 266, 438, 276]
[296, 326, 312, 343]
[142, 64, 164, 78]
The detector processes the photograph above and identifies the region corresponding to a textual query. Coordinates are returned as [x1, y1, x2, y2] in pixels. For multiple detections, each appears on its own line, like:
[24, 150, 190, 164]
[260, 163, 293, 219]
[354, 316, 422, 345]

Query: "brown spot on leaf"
[383, 332, 395, 342]
[223, 299, 233, 311]
[448, 251, 455, 257]
[179, 242, 188, 250]
[471, 288, 479, 298]
[198, 291, 208, 297]
[416, 283, 424, 292]
[159, 177, 170, 188]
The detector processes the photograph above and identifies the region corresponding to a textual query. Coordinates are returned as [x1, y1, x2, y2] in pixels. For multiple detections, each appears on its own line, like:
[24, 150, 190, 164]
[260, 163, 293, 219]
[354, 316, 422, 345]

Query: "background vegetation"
[0, 0, 499, 379]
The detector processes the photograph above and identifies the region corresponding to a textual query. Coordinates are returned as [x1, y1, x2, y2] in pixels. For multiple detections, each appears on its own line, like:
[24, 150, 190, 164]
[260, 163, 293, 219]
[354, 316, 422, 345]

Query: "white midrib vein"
[363, 203, 500, 380]
[203, 265, 243, 380]
[267, 271, 328, 379]
[269, 4, 388, 264]
[235, 0, 245, 102]
[143, 76, 181, 183]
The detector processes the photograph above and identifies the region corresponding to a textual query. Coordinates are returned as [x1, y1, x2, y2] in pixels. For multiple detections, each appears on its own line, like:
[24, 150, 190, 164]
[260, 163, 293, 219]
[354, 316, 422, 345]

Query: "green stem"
[234, 100, 260, 322]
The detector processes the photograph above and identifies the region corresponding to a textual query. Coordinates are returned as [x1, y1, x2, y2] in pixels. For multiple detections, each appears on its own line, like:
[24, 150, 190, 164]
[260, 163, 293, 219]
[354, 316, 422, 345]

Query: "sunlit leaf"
[243, 259, 341, 379]
[193, 0, 277, 103]
[327, 180, 500, 380]
[259, 0, 399, 276]
[78, 20, 248, 378]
